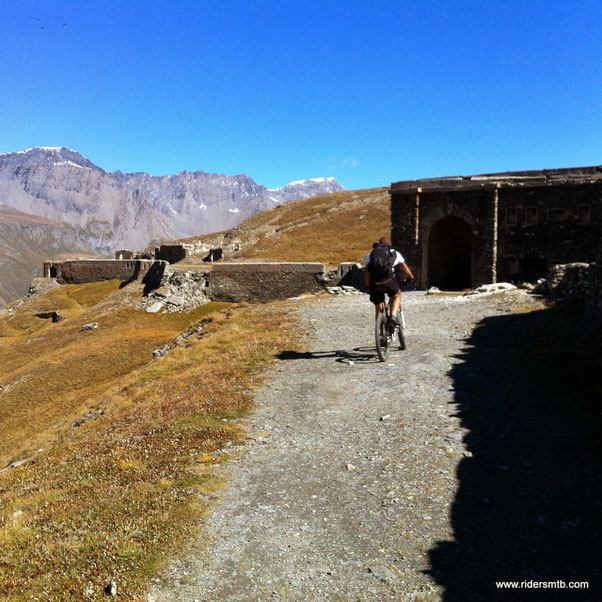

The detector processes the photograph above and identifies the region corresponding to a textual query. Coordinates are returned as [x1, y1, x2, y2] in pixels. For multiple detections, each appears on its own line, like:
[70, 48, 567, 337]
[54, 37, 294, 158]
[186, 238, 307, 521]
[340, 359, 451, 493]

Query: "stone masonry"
[40, 259, 331, 306]
[208, 262, 326, 303]
[390, 165, 602, 289]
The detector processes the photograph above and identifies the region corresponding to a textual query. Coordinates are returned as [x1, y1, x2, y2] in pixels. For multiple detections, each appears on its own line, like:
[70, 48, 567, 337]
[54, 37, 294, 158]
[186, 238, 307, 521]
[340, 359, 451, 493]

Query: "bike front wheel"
[375, 313, 390, 362]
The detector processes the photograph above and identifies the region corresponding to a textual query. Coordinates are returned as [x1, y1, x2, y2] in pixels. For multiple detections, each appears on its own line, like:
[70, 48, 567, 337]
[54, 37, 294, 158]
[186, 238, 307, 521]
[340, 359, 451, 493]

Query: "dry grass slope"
[0, 281, 300, 600]
[179, 187, 391, 266]
[235, 187, 390, 265]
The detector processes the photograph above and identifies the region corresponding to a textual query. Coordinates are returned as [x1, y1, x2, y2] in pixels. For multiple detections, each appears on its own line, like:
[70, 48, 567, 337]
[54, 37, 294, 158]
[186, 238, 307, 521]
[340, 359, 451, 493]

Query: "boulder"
[35, 311, 65, 322]
[466, 282, 517, 296]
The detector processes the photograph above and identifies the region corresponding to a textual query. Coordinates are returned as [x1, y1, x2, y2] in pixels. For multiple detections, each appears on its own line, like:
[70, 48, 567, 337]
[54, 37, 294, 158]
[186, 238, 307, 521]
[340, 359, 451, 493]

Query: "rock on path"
[146, 292, 526, 601]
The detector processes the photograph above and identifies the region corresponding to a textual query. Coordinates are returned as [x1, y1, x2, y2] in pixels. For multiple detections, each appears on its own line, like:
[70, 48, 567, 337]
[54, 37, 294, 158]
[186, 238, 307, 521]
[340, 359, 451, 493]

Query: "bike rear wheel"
[397, 310, 406, 350]
[375, 313, 390, 362]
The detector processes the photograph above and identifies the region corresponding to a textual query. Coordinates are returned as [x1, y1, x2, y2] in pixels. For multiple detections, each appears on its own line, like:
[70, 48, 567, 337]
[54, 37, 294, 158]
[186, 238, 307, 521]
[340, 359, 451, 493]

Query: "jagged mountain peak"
[0, 146, 105, 172]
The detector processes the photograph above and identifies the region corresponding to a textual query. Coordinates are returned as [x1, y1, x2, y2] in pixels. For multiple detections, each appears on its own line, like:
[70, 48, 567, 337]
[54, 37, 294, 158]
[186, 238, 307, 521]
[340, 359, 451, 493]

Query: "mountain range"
[0, 147, 344, 251]
[0, 147, 345, 303]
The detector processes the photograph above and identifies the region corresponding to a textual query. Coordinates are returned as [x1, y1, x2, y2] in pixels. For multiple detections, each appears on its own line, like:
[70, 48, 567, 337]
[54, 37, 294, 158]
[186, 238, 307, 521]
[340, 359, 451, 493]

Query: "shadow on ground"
[428, 304, 602, 601]
[277, 346, 379, 364]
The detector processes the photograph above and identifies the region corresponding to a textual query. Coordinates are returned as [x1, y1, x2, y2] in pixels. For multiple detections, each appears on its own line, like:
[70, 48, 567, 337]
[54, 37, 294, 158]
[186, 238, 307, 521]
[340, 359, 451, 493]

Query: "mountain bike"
[375, 298, 406, 362]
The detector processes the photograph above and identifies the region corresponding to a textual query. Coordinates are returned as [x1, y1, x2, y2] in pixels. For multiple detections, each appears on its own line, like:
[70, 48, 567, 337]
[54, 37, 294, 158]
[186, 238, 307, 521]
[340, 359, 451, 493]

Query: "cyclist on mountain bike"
[364, 235, 414, 325]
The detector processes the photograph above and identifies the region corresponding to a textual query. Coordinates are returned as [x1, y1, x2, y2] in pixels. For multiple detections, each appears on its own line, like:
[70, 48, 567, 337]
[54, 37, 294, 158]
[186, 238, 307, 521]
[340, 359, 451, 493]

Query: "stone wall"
[391, 189, 497, 289]
[42, 259, 167, 286]
[390, 167, 602, 289]
[497, 184, 601, 282]
[208, 262, 326, 303]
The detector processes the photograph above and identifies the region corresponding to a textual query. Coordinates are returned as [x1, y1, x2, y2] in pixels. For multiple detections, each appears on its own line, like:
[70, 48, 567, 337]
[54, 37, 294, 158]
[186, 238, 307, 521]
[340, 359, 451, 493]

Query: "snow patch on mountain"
[273, 176, 338, 189]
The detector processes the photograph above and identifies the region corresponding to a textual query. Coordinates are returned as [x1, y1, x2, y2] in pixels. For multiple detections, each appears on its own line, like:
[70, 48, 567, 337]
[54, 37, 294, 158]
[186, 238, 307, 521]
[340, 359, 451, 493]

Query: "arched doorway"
[427, 216, 472, 289]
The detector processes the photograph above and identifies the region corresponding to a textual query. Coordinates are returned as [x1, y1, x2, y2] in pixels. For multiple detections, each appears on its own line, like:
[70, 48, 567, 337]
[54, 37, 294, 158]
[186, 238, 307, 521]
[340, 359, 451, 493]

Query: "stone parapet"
[208, 262, 326, 303]
[335, 262, 367, 291]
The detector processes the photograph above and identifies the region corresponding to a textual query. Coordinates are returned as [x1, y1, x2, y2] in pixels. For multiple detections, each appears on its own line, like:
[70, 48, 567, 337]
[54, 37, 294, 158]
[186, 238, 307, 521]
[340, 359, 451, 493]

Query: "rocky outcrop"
[138, 269, 210, 313]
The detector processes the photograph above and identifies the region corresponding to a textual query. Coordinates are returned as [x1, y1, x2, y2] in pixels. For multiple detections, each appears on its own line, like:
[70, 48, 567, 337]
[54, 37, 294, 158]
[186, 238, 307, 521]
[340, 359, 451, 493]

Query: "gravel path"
[146, 291, 547, 601]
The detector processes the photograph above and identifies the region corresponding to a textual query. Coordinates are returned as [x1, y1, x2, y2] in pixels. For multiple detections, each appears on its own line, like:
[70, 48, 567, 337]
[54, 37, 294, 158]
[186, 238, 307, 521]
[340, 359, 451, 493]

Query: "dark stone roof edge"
[390, 165, 602, 194]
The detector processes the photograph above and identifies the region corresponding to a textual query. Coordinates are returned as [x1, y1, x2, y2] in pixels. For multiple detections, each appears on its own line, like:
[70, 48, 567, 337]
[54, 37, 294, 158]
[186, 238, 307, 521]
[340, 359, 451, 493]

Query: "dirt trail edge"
[147, 291, 537, 602]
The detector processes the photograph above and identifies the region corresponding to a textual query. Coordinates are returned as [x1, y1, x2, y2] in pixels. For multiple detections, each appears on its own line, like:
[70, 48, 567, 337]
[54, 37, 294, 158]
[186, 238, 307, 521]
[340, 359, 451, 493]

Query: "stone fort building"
[390, 165, 602, 289]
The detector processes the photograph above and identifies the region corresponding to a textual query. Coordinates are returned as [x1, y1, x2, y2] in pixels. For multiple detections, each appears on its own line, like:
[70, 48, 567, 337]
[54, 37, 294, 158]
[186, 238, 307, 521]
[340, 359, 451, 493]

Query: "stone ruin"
[43, 259, 167, 288]
[153, 237, 243, 265]
[114, 249, 152, 260]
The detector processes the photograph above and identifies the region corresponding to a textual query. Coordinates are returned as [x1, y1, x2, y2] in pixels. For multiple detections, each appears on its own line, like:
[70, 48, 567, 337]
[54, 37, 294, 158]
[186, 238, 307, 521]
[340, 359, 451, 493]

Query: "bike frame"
[375, 297, 406, 361]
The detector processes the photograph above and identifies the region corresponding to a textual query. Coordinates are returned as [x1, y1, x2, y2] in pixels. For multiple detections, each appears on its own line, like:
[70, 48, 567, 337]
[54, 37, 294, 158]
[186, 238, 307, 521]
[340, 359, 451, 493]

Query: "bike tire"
[375, 313, 390, 362]
[397, 310, 406, 350]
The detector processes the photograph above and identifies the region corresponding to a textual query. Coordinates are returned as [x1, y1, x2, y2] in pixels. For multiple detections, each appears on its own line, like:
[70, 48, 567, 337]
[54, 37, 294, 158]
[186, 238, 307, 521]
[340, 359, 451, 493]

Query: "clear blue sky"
[1, 0, 601, 190]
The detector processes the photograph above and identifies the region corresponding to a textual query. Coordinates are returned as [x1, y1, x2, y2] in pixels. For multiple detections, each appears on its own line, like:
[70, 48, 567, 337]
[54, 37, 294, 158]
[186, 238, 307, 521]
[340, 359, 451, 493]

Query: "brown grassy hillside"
[177, 187, 391, 266]
[0, 281, 299, 599]
[234, 187, 390, 265]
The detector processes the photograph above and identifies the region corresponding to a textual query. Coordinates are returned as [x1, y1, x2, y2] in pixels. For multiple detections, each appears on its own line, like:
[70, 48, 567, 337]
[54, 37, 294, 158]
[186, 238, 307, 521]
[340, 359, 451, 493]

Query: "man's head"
[379, 235, 392, 246]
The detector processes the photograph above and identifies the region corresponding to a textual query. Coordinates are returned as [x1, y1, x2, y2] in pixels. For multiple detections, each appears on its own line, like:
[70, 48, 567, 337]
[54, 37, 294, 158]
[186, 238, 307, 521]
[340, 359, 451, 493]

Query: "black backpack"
[368, 243, 395, 281]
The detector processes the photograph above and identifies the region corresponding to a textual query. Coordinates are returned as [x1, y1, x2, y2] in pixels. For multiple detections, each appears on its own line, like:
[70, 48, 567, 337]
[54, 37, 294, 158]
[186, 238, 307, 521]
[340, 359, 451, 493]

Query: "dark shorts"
[369, 276, 400, 304]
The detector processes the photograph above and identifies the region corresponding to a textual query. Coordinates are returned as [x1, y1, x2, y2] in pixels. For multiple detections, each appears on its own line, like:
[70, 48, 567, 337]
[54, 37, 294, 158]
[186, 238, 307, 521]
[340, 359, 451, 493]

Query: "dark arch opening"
[428, 216, 472, 289]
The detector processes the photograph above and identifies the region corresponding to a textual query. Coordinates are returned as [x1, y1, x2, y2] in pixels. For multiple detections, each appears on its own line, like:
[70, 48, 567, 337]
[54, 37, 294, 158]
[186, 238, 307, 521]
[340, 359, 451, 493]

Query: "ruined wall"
[208, 262, 326, 303]
[496, 184, 602, 282]
[534, 262, 593, 302]
[534, 261, 602, 323]
[42, 259, 167, 286]
[114, 249, 136, 260]
[155, 244, 188, 264]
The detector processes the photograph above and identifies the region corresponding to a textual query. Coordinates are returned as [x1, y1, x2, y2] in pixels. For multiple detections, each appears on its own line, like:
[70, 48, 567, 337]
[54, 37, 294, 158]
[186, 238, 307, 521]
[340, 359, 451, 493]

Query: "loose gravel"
[146, 291, 544, 602]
